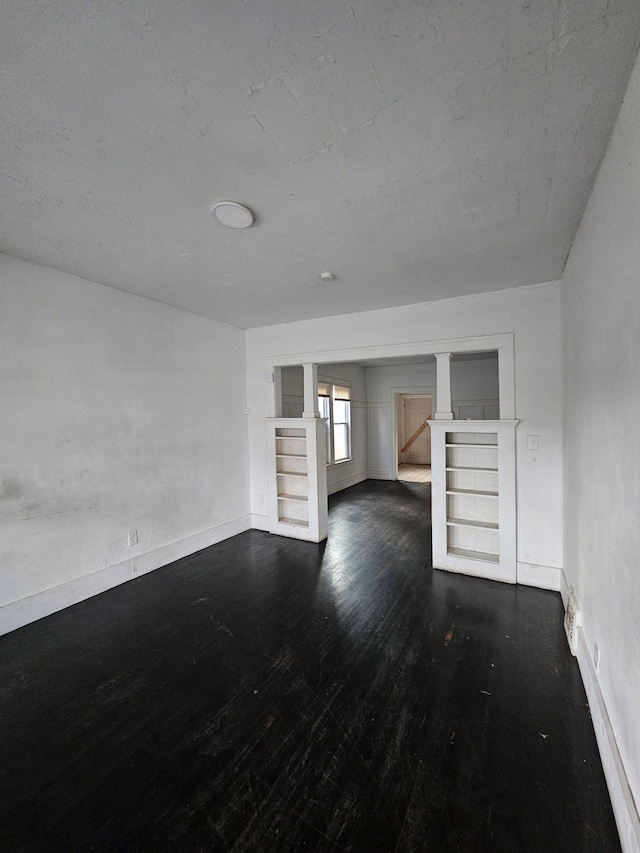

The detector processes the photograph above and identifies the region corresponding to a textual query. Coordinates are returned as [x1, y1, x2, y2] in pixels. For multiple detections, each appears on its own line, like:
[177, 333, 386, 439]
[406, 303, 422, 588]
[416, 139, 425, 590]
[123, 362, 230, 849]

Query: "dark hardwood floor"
[0, 481, 619, 852]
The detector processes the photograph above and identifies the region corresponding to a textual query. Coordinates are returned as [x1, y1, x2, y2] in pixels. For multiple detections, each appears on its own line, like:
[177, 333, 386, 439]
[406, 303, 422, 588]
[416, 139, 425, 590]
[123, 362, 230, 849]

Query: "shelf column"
[434, 352, 453, 419]
[268, 366, 283, 418]
[302, 362, 320, 418]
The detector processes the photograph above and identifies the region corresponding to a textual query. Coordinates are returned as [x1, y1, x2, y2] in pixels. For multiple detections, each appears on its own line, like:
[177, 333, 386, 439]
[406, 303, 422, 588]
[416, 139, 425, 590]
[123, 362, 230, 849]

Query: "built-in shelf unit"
[429, 420, 518, 583]
[267, 418, 328, 542]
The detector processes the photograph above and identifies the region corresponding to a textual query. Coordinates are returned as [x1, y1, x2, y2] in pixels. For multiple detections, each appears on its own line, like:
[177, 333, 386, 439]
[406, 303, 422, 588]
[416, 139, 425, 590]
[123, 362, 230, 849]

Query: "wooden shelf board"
[276, 470, 307, 478]
[447, 517, 499, 530]
[277, 494, 308, 502]
[447, 547, 500, 563]
[445, 466, 497, 473]
[445, 443, 497, 449]
[446, 488, 499, 498]
[276, 453, 307, 459]
[278, 517, 310, 528]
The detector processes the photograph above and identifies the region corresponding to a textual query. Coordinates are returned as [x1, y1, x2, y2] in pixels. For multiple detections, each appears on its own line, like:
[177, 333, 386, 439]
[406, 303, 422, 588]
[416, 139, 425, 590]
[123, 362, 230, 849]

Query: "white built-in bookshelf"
[429, 420, 518, 583]
[267, 418, 328, 542]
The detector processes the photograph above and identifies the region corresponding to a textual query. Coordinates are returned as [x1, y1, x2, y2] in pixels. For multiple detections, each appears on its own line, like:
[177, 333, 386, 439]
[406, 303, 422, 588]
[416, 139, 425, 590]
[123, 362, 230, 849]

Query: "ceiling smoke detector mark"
[211, 201, 254, 228]
[319, 271, 335, 282]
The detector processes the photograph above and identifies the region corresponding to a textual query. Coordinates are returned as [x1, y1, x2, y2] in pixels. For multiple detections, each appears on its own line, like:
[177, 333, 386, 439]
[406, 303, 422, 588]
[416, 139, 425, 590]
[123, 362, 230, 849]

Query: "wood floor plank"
[397, 464, 432, 483]
[0, 480, 619, 851]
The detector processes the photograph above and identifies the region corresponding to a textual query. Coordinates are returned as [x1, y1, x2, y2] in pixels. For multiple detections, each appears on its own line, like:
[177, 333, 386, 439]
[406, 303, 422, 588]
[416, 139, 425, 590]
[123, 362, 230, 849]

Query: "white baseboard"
[251, 512, 269, 531]
[516, 561, 562, 591]
[327, 470, 368, 495]
[368, 469, 393, 480]
[0, 514, 252, 637]
[576, 627, 640, 853]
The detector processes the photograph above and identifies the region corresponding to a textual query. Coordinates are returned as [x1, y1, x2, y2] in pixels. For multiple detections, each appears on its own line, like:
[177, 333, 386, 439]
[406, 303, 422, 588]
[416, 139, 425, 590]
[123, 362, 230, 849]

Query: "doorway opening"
[266, 339, 510, 553]
[396, 394, 432, 484]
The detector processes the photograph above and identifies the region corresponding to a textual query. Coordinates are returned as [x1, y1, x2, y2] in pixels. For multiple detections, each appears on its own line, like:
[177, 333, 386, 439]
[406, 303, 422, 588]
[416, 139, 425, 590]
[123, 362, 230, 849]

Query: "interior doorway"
[396, 394, 432, 483]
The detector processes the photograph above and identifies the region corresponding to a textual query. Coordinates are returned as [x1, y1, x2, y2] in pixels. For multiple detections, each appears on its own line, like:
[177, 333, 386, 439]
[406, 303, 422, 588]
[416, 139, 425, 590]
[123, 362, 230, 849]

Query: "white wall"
[0, 255, 250, 634]
[280, 365, 304, 417]
[365, 357, 499, 478]
[246, 281, 563, 587]
[562, 53, 640, 847]
[451, 356, 500, 419]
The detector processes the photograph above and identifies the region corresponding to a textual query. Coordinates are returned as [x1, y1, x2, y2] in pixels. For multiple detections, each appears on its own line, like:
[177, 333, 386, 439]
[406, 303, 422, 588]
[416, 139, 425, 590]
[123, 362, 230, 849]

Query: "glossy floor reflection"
[0, 481, 619, 851]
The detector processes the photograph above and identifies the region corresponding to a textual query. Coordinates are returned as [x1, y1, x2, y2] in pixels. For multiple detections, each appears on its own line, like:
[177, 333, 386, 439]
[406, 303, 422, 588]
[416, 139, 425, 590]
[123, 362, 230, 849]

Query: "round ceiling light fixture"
[319, 271, 335, 282]
[211, 201, 254, 228]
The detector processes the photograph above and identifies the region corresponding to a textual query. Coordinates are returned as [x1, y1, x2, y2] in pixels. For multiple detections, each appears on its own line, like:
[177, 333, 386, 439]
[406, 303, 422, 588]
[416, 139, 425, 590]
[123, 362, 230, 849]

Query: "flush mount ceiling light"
[210, 201, 254, 228]
[319, 271, 335, 282]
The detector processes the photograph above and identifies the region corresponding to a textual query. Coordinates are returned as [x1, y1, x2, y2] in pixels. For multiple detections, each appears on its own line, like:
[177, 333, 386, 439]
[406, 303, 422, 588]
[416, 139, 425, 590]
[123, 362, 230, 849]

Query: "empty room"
[1, 1, 639, 850]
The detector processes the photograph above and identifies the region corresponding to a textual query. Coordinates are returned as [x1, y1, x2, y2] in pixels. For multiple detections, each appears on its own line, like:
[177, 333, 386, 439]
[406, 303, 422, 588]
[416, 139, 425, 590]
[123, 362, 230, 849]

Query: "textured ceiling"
[1, 1, 639, 328]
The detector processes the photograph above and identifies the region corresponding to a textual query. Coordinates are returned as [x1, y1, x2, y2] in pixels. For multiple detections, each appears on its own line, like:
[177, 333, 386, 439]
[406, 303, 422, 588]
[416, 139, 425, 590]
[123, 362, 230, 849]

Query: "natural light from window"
[318, 382, 351, 464]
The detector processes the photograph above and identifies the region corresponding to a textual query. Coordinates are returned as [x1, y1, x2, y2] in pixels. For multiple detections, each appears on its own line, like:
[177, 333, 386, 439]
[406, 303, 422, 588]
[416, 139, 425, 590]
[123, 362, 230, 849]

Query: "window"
[318, 382, 351, 464]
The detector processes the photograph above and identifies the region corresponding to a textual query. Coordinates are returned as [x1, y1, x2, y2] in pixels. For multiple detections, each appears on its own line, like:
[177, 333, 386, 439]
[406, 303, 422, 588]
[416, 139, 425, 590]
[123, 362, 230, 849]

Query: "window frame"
[318, 380, 352, 466]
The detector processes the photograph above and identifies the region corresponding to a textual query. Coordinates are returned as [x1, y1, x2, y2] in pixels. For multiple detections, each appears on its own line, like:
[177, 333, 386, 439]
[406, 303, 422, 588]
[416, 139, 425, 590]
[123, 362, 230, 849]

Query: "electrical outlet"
[594, 643, 600, 672]
[257, 495, 264, 506]
[128, 529, 138, 546]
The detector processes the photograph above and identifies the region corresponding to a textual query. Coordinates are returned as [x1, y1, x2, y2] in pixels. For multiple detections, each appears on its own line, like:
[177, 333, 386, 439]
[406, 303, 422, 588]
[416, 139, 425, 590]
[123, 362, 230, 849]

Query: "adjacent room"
[1, 1, 639, 850]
